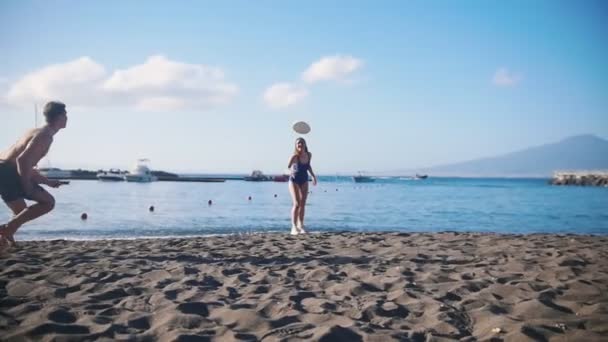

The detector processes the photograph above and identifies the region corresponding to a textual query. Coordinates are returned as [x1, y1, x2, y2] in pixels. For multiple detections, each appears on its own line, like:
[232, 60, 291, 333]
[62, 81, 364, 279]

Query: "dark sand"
[1, 232, 607, 341]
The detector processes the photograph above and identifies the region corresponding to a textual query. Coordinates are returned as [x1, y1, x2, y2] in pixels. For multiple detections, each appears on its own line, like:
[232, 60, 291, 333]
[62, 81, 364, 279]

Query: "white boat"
[97, 169, 124, 181]
[124, 159, 157, 183]
[38, 167, 72, 179]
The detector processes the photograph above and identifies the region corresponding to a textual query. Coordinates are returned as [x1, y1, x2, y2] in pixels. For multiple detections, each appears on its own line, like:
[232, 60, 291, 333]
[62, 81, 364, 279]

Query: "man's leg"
[4, 199, 26, 245]
[1, 187, 55, 238]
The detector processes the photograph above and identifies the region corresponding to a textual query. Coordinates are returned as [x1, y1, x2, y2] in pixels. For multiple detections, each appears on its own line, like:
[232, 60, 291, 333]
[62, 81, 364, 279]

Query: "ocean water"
[2, 177, 607, 240]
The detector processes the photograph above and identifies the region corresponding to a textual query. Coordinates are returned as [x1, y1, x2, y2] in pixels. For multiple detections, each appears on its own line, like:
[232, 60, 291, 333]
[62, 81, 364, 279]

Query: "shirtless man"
[0, 101, 68, 247]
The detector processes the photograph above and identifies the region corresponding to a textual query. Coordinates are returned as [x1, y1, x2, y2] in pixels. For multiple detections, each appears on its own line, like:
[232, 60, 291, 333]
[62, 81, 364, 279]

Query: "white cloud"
[103, 55, 237, 109]
[135, 96, 185, 112]
[4, 56, 238, 111]
[0, 76, 11, 109]
[492, 67, 522, 87]
[262, 54, 362, 109]
[302, 55, 363, 84]
[263, 82, 308, 109]
[6, 57, 107, 107]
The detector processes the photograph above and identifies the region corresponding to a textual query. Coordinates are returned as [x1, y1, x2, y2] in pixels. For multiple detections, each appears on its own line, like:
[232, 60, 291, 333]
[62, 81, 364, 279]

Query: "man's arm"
[16, 133, 52, 195]
[31, 168, 51, 185]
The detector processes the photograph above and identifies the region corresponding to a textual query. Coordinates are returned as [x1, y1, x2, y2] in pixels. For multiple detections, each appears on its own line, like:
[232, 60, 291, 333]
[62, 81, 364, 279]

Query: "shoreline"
[12, 229, 608, 243]
[1, 232, 607, 341]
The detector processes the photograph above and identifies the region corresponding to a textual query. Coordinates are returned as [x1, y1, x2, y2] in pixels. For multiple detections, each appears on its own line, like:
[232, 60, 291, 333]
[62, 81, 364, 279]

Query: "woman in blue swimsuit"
[288, 137, 317, 235]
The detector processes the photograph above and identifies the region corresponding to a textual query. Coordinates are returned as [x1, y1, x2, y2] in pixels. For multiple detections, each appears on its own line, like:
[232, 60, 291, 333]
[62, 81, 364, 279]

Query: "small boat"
[353, 172, 375, 183]
[415, 174, 428, 180]
[273, 174, 290, 182]
[38, 167, 72, 179]
[353, 176, 375, 183]
[97, 169, 124, 181]
[244, 170, 272, 181]
[124, 159, 157, 183]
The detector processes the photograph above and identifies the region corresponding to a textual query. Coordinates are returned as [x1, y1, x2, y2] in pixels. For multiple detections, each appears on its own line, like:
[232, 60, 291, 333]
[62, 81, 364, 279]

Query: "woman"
[288, 137, 317, 235]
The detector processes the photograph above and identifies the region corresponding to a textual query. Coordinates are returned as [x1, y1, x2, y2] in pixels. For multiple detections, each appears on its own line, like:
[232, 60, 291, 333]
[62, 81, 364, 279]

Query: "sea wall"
[551, 171, 608, 186]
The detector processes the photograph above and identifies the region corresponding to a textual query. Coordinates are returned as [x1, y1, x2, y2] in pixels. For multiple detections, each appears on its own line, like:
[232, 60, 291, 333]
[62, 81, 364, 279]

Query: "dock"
[52, 170, 238, 182]
[156, 176, 228, 182]
[43, 169, 292, 183]
[59, 175, 231, 182]
[551, 171, 608, 187]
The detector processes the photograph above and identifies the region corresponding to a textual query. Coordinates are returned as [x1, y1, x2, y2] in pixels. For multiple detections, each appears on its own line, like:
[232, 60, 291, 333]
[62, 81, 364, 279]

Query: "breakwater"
[551, 171, 608, 186]
[54, 170, 231, 182]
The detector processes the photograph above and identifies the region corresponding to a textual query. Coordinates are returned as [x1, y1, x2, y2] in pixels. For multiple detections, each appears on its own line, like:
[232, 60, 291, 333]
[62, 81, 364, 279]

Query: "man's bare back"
[0, 127, 53, 165]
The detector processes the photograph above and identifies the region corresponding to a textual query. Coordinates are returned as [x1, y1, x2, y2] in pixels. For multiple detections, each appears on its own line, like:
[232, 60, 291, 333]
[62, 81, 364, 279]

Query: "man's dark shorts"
[0, 162, 41, 202]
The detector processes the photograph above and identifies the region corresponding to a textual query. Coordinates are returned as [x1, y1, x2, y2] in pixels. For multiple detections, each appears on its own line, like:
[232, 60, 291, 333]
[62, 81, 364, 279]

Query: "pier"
[156, 176, 228, 182]
[551, 171, 608, 187]
[53, 170, 236, 182]
[43, 169, 292, 183]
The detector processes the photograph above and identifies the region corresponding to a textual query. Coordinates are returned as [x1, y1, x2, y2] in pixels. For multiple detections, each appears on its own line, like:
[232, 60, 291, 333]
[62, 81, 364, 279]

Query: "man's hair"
[43, 101, 66, 123]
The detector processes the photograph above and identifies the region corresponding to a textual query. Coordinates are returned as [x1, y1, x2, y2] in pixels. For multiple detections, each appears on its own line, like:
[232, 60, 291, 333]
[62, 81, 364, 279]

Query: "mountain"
[392, 134, 608, 177]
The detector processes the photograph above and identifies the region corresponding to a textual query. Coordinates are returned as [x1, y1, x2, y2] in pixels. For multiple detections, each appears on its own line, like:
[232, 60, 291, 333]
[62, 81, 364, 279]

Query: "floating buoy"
[81, 213, 88, 220]
[149, 205, 155, 212]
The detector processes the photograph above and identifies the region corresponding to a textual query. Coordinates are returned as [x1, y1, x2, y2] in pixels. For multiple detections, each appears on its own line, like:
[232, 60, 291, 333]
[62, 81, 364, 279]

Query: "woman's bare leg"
[288, 181, 302, 231]
[297, 181, 309, 232]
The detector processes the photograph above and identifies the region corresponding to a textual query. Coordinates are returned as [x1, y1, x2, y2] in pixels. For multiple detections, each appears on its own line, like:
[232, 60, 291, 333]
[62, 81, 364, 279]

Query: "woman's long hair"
[293, 137, 310, 157]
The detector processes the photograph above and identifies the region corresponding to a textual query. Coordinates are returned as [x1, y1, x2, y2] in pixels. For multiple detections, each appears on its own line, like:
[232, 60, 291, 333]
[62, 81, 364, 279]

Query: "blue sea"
[2, 176, 607, 240]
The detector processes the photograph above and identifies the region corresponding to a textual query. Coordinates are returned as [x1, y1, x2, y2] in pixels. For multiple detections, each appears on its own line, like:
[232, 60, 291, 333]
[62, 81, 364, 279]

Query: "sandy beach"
[1, 232, 607, 341]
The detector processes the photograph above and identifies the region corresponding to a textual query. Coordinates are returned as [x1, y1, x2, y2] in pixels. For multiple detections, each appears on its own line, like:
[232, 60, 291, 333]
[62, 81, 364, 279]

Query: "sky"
[1, 0, 607, 174]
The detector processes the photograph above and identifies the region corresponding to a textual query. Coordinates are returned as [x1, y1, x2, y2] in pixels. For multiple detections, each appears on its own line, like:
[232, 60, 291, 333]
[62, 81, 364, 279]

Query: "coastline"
[12, 228, 608, 243]
[1, 232, 607, 341]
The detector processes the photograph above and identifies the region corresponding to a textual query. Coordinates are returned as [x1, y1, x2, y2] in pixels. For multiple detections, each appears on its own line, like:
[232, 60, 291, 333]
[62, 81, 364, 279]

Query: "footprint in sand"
[48, 308, 77, 324]
[27, 323, 90, 336]
[177, 302, 210, 317]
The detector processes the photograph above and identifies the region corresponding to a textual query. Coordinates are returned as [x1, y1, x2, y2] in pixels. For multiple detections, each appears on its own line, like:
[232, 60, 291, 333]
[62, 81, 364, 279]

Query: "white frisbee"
[292, 121, 311, 134]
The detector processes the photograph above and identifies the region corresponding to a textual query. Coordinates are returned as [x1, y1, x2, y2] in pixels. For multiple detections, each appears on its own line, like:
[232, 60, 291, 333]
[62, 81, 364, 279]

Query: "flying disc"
[292, 121, 311, 134]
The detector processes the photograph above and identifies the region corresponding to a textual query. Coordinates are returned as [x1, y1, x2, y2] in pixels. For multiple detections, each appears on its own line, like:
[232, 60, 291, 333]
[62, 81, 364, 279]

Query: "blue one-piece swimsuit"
[290, 157, 309, 185]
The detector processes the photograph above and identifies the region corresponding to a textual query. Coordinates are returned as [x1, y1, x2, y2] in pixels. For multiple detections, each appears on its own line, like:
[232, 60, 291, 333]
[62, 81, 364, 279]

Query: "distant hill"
[391, 134, 608, 177]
